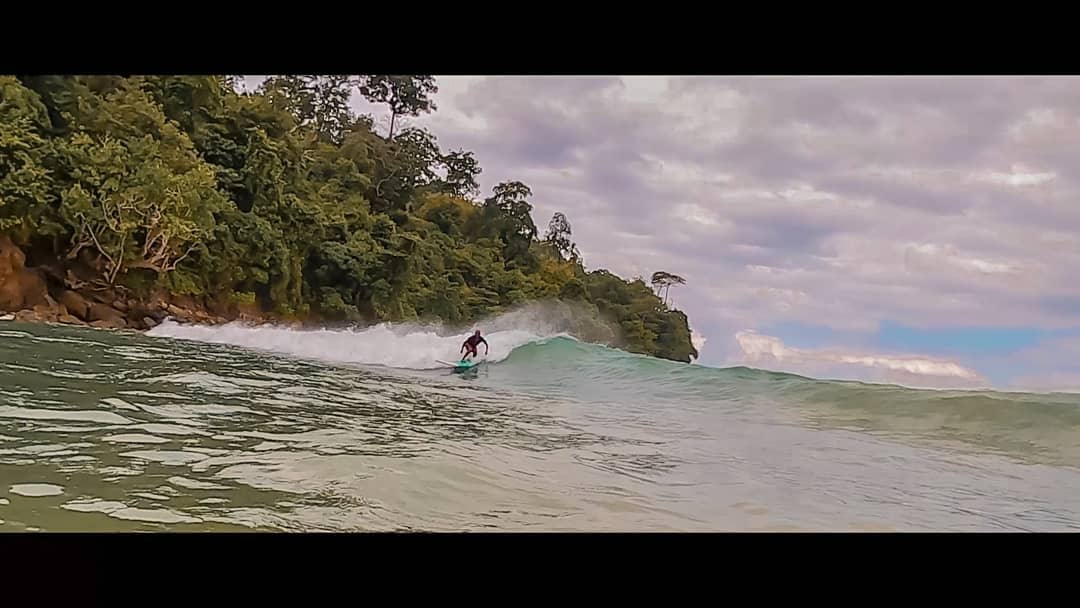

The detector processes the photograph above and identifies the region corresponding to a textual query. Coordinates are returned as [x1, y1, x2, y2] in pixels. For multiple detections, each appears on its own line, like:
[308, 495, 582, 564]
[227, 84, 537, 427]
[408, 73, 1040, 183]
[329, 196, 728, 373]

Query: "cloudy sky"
[247, 76, 1080, 391]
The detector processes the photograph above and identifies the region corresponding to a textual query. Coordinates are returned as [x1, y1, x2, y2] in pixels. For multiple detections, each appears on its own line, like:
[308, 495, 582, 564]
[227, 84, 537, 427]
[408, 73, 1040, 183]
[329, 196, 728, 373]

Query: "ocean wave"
[147, 315, 1080, 446]
[147, 319, 545, 370]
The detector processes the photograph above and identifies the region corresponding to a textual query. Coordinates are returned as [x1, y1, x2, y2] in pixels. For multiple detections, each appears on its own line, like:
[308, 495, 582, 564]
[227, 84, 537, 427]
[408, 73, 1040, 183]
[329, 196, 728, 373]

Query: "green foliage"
[544, 211, 579, 262]
[0, 77, 62, 241]
[258, 75, 355, 145]
[358, 75, 438, 140]
[49, 78, 224, 284]
[650, 270, 686, 306]
[230, 290, 257, 306]
[0, 74, 698, 362]
[438, 148, 481, 198]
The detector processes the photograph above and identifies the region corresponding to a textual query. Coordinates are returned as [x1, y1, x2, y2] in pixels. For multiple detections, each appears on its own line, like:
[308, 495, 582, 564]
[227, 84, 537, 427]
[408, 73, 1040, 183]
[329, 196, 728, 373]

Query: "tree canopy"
[0, 75, 698, 362]
[650, 271, 687, 306]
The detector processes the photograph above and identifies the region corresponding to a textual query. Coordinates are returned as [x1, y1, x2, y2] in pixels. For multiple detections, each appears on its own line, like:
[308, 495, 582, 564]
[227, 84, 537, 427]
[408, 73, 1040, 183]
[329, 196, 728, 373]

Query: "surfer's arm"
[480, 337, 489, 354]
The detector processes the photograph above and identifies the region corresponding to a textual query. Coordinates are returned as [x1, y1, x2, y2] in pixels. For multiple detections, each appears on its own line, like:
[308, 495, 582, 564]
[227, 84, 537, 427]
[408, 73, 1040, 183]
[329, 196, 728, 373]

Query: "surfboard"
[436, 359, 483, 373]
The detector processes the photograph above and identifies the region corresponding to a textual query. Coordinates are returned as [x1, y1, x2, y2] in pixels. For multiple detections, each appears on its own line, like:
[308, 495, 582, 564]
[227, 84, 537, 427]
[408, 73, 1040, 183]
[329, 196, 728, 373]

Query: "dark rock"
[30, 303, 63, 323]
[90, 319, 125, 330]
[89, 292, 110, 305]
[126, 315, 150, 330]
[59, 290, 92, 320]
[58, 314, 86, 326]
[141, 316, 159, 329]
[165, 304, 190, 320]
[41, 264, 66, 285]
[15, 309, 48, 323]
[172, 294, 199, 311]
[87, 302, 126, 327]
[112, 299, 128, 312]
[0, 236, 49, 312]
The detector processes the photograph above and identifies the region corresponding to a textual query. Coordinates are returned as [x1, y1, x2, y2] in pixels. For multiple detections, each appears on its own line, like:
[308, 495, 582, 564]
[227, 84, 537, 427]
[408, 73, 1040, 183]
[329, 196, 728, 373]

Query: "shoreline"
[0, 235, 690, 362]
[1, 235, 309, 334]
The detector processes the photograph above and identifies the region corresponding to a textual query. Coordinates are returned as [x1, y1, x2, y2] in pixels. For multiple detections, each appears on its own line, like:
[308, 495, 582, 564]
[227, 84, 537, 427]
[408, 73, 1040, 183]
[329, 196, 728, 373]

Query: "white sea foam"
[145, 303, 589, 370]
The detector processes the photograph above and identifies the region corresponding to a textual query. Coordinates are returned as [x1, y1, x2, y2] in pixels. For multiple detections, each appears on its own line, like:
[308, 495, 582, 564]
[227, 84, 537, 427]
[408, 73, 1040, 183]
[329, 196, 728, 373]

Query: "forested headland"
[0, 75, 698, 363]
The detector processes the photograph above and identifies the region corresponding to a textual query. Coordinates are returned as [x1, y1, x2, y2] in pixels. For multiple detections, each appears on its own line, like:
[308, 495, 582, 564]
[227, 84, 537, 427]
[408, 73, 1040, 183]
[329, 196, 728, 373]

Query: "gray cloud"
[816, 174, 974, 215]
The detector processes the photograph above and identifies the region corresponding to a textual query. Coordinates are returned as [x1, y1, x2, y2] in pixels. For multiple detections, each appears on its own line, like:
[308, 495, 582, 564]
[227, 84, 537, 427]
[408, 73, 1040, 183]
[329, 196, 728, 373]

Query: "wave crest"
[147, 320, 545, 369]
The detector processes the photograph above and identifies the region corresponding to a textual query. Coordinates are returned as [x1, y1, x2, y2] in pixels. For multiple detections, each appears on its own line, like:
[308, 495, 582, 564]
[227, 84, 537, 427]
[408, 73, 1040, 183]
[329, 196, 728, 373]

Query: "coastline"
[0, 76, 698, 363]
[0, 232, 697, 364]
[1, 235, 294, 333]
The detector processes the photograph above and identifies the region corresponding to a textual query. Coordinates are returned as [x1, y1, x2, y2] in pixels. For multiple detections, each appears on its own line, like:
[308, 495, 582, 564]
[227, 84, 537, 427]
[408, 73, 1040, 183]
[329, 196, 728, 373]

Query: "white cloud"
[691, 331, 707, 359]
[732, 330, 987, 389]
[672, 203, 726, 228]
[983, 169, 1056, 187]
[903, 243, 1018, 276]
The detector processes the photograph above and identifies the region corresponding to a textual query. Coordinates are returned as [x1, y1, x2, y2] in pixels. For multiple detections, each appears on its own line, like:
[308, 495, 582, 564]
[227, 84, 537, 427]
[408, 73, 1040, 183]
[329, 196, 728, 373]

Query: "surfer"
[460, 330, 489, 361]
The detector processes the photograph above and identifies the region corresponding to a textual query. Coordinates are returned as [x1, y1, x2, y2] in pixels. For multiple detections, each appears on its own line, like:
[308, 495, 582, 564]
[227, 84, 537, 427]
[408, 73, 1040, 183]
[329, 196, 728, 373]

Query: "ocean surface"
[1, 317, 1079, 532]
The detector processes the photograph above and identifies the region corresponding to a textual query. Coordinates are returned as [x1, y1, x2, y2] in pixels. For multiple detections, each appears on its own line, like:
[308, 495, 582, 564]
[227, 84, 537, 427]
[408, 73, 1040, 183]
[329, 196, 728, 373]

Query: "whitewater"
[147, 302, 598, 370]
[148, 320, 543, 369]
[2, 313, 1080, 531]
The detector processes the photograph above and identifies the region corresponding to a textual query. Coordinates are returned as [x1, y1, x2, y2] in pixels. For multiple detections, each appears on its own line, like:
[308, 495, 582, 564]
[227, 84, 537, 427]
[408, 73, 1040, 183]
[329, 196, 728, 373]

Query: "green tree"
[53, 79, 224, 284]
[544, 212, 579, 261]
[438, 148, 481, 198]
[650, 270, 686, 306]
[358, 75, 438, 140]
[259, 75, 355, 145]
[0, 77, 59, 240]
[479, 181, 538, 270]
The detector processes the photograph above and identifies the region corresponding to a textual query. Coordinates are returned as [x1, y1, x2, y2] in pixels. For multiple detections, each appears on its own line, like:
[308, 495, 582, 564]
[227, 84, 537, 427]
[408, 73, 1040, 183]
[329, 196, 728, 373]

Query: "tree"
[0, 76, 58, 239]
[370, 126, 441, 212]
[259, 76, 314, 120]
[308, 75, 357, 145]
[259, 75, 355, 145]
[358, 75, 438, 141]
[438, 149, 481, 198]
[489, 181, 532, 206]
[47, 78, 226, 285]
[480, 181, 537, 269]
[544, 212, 579, 261]
[650, 270, 686, 306]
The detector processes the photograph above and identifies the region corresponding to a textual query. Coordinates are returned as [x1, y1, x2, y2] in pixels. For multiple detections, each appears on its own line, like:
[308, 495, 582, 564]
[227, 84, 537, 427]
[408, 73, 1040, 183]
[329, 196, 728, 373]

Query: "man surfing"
[460, 329, 489, 362]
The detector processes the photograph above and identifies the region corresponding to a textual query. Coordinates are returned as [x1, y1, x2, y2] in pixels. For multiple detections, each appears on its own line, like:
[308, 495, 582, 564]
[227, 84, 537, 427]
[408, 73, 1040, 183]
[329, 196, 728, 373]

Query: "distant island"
[0, 75, 697, 363]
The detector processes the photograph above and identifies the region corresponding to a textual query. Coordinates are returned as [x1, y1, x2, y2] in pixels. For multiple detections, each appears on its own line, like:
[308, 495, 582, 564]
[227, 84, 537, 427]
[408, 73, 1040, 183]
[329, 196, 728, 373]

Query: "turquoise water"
[1, 321, 1079, 531]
